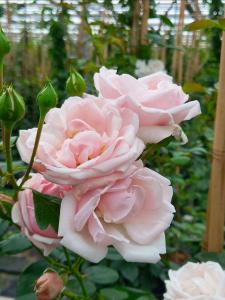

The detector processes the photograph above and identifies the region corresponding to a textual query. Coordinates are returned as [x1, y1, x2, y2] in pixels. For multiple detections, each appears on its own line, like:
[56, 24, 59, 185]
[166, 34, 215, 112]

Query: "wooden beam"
[204, 29, 225, 252]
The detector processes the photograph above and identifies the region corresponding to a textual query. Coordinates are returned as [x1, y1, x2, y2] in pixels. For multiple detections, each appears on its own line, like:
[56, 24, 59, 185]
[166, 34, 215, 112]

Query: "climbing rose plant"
[0, 27, 201, 299]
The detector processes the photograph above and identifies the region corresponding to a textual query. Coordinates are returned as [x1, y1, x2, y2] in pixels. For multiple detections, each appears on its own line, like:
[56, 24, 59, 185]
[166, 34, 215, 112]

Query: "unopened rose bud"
[37, 81, 58, 117]
[0, 27, 10, 61]
[34, 271, 64, 300]
[0, 85, 25, 127]
[66, 69, 86, 97]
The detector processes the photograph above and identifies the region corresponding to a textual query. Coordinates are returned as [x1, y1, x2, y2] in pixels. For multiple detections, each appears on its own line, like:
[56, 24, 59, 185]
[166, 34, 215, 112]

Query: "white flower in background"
[164, 261, 225, 300]
[183, 214, 194, 222]
[214, 82, 219, 90]
[135, 59, 166, 77]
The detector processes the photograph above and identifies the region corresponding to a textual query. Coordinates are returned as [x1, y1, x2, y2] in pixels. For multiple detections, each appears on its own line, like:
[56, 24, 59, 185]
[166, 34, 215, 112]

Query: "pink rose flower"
[94, 67, 201, 143]
[12, 173, 69, 255]
[164, 262, 225, 300]
[17, 96, 144, 186]
[59, 162, 175, 263]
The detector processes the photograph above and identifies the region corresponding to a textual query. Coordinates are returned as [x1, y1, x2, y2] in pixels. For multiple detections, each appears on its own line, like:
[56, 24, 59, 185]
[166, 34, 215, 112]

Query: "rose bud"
[0, 85, 25, 127]
[37, 81, 58, 117]
[66, 69, 86, 97]
[34, 271, 64, 300]
[0, 26, 10, 62]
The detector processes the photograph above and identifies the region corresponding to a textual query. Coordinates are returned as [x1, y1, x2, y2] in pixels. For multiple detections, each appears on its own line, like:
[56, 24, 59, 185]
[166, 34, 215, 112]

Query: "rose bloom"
[12, 173, 69, 255]
[59, 162, 175, 263]
[17, 96, 144, 187]
[94, 67, 201, 143]
[164, 261, 225, 300]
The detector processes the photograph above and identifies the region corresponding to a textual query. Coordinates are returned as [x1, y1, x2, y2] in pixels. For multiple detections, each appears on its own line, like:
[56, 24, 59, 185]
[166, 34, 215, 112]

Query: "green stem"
[63, 249, 89, 299]
[3, 125, 18, 189]
[4, 126, 12, 173]
[0, 60, 3, 92]
[73, 269, 89, 299]
[62, 289, 83, 300]
[73, 256, 84, 271]
[63, 247, 73, 271]
[46, 256, 68, 272]
[32, 244, 69, 272]
[0, 166, 4, 177]
[19, 114, 45, 188]
[0, 63, 4, 178]
[72, 257, 89, 299]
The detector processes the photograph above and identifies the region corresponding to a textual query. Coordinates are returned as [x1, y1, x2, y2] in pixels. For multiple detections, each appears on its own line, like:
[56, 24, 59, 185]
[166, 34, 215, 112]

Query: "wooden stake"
[172, 0, 186, 82]
[140, 0, 149, 46]
[204, 29, 225, 252]
[131, 0, 141, 54]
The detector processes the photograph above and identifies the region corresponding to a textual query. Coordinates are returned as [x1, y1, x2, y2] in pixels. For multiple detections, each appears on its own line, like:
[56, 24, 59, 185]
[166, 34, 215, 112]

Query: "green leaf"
[33, 190, 61, 232]
[85, 266, 119, 284]
[137, 296, 157, 300]
[159, 15, 174, 27]
[170, 156, 191, 166]
[0, 233, 32, 254]
[149, 33, 182, 50]
[106, 247, 123, 261]
[183, 82, 205, 94]
[100, 288, 128, 300]
[66, 278, 96, 296]
[121, 263, 139, 283]
[101, 286, 157, 300]
[218, 18, 225, 27]
[195, 251, 225, 269]
[0, 136, 17, 150]
[189, 147, 207, 155]
[121, 287, 155, 299]
[0, 218, 9, 236]
[109, 36, 125, 51]
[0, 199, 12, 220]
[186, 19, 224, 31]
[16, 260, 48, 300]
[142, 136, 174, 160]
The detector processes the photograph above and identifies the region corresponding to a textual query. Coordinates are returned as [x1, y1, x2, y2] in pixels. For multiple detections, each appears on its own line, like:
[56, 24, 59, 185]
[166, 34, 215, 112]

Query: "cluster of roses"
[13, 67, 201, 263]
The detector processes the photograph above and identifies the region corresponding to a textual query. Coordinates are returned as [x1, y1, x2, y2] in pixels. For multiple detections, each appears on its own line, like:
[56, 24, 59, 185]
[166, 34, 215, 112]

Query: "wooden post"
[204, 29, 225, 252]
[172, 0, 186, 82]
[140, 0, 149, 46]
[131, 0, 141, 54]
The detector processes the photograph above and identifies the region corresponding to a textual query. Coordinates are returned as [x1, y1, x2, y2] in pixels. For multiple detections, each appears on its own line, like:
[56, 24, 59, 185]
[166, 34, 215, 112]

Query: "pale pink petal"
[98, 185, 145, 223]
[138, 125, 175, 143]
[124, 184, 174, 244]
[59, 194, 107, 263]
[114, 233, 166, 263]
[138, 72, 172, 89]
[17, 129, 37, 163]
[169, 100, 201, 123]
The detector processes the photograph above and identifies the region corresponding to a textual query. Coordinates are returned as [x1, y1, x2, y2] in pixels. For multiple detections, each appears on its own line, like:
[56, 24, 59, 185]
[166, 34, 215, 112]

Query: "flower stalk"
[0, 60, 3, 92]
[19, 81, 58, 188]
[19, 115, 45, 188]
[63, 247, 89, 299]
